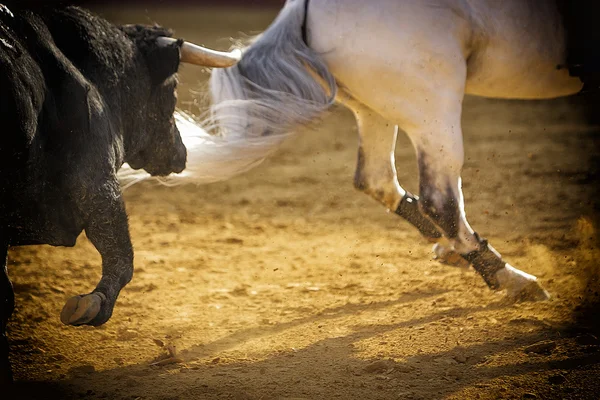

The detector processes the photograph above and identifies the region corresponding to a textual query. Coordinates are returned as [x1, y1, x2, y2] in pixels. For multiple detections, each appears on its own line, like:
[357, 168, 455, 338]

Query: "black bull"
[0, 4, 189, 382]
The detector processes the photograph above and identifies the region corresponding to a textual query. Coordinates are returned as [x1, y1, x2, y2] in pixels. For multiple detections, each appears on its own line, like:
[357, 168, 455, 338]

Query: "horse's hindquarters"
[464, 0, 582, 99]
[307, 0, 471, 126]
[308, 0, 582, 101]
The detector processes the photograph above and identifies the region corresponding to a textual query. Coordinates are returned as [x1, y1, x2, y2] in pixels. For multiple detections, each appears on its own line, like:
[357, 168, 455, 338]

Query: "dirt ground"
[5, 5, 600, 400]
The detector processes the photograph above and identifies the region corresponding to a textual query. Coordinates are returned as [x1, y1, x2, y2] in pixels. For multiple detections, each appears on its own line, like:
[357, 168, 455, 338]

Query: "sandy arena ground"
[5, 5, 600, 400]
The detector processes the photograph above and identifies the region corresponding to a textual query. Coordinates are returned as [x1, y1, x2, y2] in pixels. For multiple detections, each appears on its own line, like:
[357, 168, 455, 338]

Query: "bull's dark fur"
[0, 4, 186, 383]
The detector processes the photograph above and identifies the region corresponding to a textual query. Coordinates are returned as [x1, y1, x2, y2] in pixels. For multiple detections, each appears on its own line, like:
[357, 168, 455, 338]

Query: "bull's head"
[119, 24, 240, 176]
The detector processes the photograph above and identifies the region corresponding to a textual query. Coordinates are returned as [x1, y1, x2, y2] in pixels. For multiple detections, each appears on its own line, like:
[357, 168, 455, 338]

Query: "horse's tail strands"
[118, 0, 336, 188]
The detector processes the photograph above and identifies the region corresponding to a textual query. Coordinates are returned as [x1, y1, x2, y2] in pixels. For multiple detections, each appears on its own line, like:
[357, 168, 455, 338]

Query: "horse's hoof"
[432, 243, 470, 268]
[60, 292, 106, 326]
[495, 264, 550, 302]
[507, 281, 551, 302]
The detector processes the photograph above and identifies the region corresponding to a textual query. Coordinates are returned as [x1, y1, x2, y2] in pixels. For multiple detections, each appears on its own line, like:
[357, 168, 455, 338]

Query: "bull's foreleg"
[405, 115, 549, 301]
[349, 103, 467, 267]
[60, 180, 133, 326]
[0, 240, 14, 384]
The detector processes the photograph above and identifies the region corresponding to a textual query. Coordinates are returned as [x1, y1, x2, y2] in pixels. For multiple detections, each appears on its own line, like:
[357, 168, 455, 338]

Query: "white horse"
[201, 0, 592, 301]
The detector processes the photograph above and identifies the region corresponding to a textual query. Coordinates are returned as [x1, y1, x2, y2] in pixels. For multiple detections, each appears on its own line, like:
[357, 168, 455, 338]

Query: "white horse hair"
[118, 110, 293, 188]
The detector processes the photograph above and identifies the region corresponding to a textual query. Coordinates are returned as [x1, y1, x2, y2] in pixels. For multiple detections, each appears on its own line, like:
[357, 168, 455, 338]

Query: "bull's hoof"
[60, 292, 107, 326]
[432, 243, 470, 268]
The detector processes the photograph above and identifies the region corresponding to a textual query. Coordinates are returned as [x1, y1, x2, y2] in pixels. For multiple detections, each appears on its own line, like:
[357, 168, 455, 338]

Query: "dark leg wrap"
[394, 192, 442, 240]
[463, 233, 506, 290]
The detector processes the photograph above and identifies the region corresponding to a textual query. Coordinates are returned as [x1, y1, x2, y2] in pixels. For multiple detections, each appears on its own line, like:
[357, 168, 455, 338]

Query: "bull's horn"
[157, 37, 241, 68]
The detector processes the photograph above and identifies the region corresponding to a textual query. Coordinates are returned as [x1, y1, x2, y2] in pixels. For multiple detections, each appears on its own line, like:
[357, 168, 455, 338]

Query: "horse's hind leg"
[342, 77, 547, 300]
[345, 100, 467, 267]
[347, 96, 547, 300]
[350, 103, 433, 233]
[402, 96, 549, 301]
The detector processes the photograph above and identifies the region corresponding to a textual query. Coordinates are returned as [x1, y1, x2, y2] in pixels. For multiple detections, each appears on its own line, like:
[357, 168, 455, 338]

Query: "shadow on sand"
[7, 290, 600, 400]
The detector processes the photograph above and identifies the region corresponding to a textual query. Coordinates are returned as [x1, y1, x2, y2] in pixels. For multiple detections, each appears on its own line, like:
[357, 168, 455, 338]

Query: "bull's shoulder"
[1, 18, 121, 197]
[39, 6, 135, 88]
[1, 9, 99, 139]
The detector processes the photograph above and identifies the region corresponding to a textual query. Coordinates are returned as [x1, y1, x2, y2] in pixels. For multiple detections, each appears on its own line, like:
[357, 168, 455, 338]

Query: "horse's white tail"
[117, 111, 285, 188]
[118, 0, 336, 188]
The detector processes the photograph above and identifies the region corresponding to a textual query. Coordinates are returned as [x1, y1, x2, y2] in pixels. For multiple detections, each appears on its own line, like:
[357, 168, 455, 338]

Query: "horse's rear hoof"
[507, 281, 551, 302]
[496, 264, 550, 302]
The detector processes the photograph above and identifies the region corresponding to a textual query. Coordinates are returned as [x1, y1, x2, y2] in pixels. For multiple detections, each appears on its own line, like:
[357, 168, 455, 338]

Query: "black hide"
[0, 4, 186, 383]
